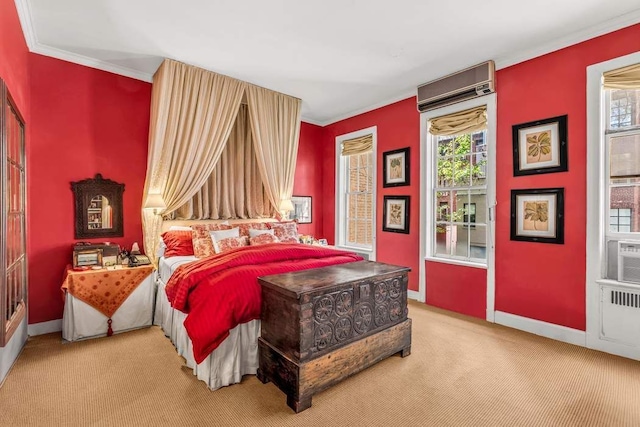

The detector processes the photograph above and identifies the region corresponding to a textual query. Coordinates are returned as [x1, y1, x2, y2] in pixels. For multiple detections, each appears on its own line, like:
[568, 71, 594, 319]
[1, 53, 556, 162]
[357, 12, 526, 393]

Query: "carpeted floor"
[1, 301, 640, 426]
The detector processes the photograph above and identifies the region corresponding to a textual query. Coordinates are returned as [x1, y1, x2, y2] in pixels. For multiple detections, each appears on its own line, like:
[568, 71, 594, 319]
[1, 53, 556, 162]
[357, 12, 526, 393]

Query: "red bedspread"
[165, 243, 363, 363]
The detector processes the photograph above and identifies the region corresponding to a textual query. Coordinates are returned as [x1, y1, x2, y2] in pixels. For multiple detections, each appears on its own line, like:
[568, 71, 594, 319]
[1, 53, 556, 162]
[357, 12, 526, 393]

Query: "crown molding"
[14, 0, 640, 124]
[30, 44, 154, 82]
[14, 0, 37, 48]
[318, 89, 415, 127]
[14, 0, 154, 82]
[320, 11, 640, 126]
[300, 116, 324, 126]
[494, 8, 640, 69]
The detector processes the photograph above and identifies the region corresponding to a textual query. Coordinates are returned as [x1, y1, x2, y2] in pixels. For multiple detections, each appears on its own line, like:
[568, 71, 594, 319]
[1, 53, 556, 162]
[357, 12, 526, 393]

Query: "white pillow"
[169, 225, 193, 231]
[249, 228, 274, 238]
[210, 227, 240, 253]
[157, 238, 167, 259]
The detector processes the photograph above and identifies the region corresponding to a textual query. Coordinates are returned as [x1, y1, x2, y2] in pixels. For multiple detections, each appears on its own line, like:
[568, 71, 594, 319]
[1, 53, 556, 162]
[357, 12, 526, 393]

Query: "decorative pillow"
[161, 230, 195, 257]
[157, 226, 193, 258]
[210, 228, 240, 253]
[268, 221, 299, 244]
[192, 224, 233, 258]
[235, 222, 270, 238]
[249, 228, 274, 238]
[249, 233, 281, 246]
[215, 236, 249, 254]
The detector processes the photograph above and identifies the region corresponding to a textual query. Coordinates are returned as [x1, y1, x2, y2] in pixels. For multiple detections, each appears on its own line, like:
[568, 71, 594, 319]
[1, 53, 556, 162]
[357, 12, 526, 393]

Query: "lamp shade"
[279, 199, 294, 212]
[144, 193, 166, 211]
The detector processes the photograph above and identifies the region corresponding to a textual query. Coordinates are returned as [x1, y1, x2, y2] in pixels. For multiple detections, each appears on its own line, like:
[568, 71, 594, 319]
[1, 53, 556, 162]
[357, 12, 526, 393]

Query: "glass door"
[1, 80, 26, 347]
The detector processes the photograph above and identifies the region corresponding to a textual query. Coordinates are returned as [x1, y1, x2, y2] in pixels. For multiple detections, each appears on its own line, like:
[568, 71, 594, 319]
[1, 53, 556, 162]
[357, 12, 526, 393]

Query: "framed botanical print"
[383, 147, 410, 187]
[510, 188, 564, 244]
[383, 195, 410, 234]
[512, 115, 567, 176]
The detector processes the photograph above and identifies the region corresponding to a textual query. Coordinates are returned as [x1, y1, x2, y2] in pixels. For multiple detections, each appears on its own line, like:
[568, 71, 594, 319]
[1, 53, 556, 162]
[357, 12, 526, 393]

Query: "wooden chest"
[257, 260, 412, 412]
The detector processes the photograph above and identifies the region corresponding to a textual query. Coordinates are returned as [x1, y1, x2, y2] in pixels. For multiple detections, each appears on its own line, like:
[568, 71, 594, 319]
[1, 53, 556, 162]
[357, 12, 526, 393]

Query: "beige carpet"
[1, 302, 640, 426]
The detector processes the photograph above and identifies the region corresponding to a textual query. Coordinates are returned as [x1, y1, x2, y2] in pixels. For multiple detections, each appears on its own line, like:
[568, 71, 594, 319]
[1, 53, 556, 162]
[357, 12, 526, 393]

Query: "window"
[345, 152, 373, 246]
[336, 128, 376, 257]
[603, 87, 640, 278]
[463, 203, 476, 228]
[606, 88, 640, 235]
[423, 100, 495, 268]
[610, 208, 632, 232]
[433, 131, 487, 262]
[610, 90, 636, 129]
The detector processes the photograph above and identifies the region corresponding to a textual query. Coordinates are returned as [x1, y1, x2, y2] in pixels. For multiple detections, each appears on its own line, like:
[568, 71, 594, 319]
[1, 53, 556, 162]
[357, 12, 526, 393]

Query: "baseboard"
[28, 319, 62, 336]
[408, 289, 424, 302]
[494, 311, 586, 347]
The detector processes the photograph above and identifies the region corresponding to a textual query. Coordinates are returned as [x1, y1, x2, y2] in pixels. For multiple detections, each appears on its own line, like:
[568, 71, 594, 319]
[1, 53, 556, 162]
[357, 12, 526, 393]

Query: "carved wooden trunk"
[257, 261, 412, 413]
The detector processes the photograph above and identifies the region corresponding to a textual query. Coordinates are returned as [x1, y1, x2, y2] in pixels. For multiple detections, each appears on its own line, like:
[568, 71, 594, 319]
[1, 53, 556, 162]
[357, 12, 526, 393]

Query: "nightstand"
[61, 265, 155, 341]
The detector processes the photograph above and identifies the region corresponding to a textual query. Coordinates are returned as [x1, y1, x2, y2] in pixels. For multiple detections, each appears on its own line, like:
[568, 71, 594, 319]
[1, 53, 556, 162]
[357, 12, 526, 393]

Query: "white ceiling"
[15, 0, 640, 125]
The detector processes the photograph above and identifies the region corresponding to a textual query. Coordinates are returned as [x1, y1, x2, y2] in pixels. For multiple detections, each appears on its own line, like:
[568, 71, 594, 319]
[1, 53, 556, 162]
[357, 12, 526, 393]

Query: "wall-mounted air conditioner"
[417, 61, 495, 113]
[618, 241, 640, 285]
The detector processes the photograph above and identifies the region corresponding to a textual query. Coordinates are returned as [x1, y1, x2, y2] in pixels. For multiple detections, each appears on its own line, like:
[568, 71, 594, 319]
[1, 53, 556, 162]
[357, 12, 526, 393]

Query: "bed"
[152, 219, 363, 390]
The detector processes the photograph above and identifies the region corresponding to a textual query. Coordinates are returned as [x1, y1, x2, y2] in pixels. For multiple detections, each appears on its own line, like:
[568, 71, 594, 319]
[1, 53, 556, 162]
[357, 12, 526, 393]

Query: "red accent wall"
[0, 0, 31, 322]
[322, 98, 421, 292]
[425, 261, 486, 319]
[494, 23, 640, 330]
[293, 122, 324, 238]
[28, 55, 152, 324]
[0, 0, 30, 129]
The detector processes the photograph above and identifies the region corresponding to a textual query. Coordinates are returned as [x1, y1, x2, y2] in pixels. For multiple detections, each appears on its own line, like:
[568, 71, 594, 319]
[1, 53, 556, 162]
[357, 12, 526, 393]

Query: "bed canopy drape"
[172, 104, 274, 220]
[142, 59, 302, 262]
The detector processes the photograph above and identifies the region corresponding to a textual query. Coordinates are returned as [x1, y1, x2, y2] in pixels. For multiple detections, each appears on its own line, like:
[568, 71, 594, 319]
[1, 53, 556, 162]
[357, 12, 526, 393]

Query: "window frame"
[418, 94, 496, 313]
[586, 51, 640, 356]
[422, 96, 496, 269]
[335, 126, 377, 260]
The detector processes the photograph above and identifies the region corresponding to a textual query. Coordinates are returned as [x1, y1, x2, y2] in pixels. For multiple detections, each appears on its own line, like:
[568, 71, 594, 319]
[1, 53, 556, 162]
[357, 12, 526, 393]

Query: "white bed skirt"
[154, 277, 260, 390]
[62, 273, 155, 341]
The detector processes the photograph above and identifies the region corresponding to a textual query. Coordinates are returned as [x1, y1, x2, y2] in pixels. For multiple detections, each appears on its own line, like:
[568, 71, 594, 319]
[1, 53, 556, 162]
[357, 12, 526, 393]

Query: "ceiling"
[15, 0, 640, 125]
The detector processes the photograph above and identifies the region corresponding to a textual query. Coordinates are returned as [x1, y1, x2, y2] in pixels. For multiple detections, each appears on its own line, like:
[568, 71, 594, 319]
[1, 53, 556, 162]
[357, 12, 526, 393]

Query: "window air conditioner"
[417, 61, 495, 113]
[618, 240, 640, 285]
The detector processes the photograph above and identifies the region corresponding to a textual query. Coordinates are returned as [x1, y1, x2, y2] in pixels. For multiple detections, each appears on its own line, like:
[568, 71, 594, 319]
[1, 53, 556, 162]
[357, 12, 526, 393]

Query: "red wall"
[28, 55, 152, 324]
[293, 122, 324, 238]
[0, 0, 30, 118]
[322, 98, 421, 292]
[495, 23, 640, 330]
[426, 261, 486, 319]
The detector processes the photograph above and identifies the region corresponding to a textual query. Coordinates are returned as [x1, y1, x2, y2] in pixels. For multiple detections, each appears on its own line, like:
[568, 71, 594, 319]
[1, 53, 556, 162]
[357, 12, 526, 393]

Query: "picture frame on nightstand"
[73, 249, 103, 268]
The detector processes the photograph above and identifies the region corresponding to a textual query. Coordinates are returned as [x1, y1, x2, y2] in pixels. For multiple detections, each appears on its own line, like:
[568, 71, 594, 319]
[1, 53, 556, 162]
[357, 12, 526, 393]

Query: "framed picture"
[73, 248, 103, 268]
[383, 147, 410, 187]
[291, 196, 312, 224]
[510, 188, 564, 244]
[383, 196, 410, 234]
[512, 115, 567, 176]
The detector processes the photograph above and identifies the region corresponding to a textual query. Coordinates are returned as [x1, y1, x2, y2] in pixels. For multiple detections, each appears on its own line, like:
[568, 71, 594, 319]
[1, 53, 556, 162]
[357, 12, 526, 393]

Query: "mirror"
[71, 174, 124, 239]
[87, 195, 112, 230]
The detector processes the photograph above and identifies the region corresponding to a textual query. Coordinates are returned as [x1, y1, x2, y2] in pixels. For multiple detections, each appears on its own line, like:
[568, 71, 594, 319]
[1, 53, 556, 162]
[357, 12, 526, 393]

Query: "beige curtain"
[341, 134, 373, 156]
[246, 85, 302, 214]
[604, 63, 640, 89]
[173, 105, 273, 219]
[429, 106, 487, 136]
[142, 59, 246, 262]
